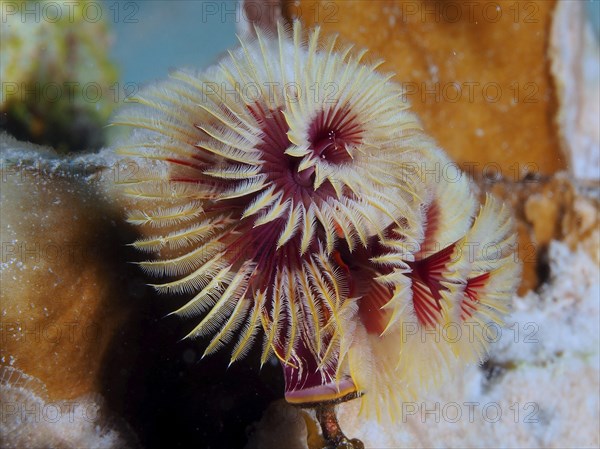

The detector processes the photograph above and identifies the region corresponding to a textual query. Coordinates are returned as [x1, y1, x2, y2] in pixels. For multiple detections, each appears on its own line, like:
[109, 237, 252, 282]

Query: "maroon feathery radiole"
[113, 21, 520, 419]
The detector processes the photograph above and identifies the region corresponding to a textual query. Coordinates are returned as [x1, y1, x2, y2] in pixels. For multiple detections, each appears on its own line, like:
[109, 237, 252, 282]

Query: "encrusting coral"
[281, 0, 566, 180]
[0, 135, 142, 449]
[0, 0, 119, 153]
[0, 365, 139, 449]
[113, 21, 520, 444]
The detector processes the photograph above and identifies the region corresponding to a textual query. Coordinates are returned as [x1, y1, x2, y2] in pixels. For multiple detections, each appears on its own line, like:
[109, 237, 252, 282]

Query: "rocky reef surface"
[1, 1, 599, 448]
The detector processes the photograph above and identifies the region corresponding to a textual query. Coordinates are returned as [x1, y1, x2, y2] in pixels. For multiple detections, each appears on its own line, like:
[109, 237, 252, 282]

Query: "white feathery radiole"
[113, 20, 520, 425]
